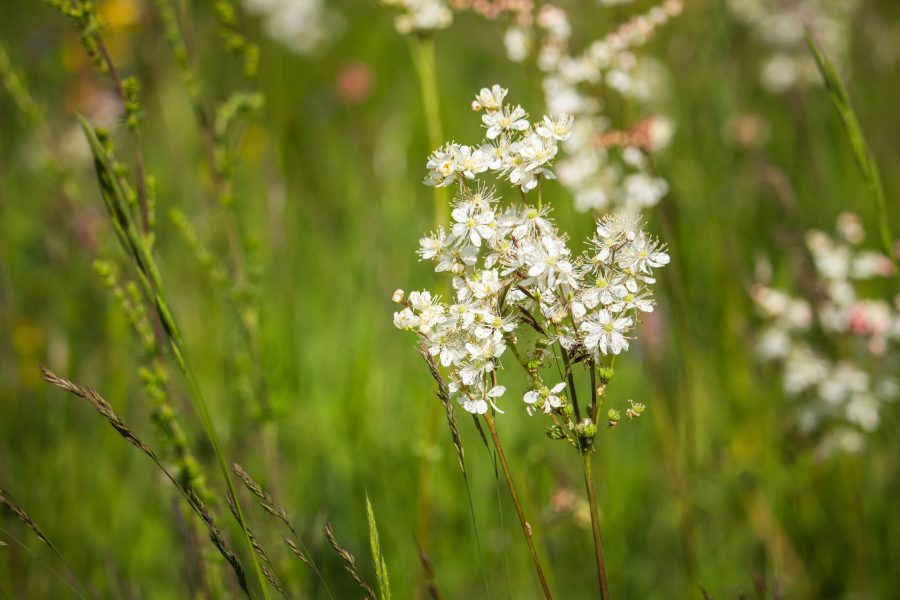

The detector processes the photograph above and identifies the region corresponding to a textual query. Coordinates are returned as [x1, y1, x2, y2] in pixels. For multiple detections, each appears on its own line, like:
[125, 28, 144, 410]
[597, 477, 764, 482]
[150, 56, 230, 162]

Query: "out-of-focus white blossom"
[752, 213, 899, 455]
[242, 0, 341, 54]
[727, 0, 861, 93]
[380, 0, 452, 33]
[531, 1, 682, 213]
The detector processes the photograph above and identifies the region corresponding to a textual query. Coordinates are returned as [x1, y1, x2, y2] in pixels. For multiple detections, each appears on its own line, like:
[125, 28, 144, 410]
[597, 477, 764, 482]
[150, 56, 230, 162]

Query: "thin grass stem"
[581, 451, 610, 599]
[482, 413, 553, 599]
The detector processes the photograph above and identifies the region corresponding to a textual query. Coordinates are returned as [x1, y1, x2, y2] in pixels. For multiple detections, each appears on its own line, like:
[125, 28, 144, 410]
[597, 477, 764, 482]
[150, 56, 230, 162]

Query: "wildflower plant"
[393, 85, 670, 598]
[752, 213, 899, 455]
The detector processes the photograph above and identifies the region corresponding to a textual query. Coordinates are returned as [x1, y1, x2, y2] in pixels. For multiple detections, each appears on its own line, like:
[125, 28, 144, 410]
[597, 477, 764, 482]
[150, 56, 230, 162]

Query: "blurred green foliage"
[1, 0, 899, 598]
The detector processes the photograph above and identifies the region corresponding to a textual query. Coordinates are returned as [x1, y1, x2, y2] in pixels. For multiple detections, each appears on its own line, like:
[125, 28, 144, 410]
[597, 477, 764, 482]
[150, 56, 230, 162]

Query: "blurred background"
[1, 0, 899, 597]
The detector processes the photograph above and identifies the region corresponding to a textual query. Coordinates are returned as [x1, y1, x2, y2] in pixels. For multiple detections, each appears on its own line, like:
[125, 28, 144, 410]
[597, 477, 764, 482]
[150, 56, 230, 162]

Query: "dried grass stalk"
[418, 347, 466, 474]
[41, 367, 249, 596]
[324, 521, 377, 600]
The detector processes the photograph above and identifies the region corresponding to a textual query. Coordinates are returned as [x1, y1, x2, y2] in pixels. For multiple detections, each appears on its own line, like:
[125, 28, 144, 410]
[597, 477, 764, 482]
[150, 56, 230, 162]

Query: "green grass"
[1, 0, 899, 598]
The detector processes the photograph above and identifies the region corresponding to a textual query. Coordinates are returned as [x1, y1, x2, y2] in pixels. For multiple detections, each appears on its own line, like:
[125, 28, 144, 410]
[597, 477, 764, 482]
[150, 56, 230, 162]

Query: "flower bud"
[607, 408, 621, 423]
[626, 400, 646, 419]
[598, 366, 614, 383]
[391, 289, 405, 303]
[546, 424, 566, 440]
[576, 418, 597, 439]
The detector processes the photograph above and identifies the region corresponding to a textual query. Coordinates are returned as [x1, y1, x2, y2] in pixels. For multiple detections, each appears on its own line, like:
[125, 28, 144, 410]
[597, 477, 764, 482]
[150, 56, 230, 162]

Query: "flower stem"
[409, 34, 448, 227]
[408, 33, 449, 599]
[483, 413, 553, 599]
[582, 450, 610, 599]
[559, 346, 582, 422]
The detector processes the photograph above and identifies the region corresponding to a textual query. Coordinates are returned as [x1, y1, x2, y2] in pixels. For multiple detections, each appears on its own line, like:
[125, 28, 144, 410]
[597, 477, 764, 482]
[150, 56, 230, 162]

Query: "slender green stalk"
[559, 347, 582, 422]
[79, 121, 271, 600]
[483, 413, 553, 599]
[589, 359, 599, 422]
[408, 33, 449, 595]
[805, 32, 898, 272]
[365, 494, 391, 600]
[409, 34, 449, 226]
[581, 452, 610, 599]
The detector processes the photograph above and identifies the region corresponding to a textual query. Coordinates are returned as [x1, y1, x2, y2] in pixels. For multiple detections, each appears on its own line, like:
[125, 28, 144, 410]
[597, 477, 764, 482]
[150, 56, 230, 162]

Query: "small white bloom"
[473, 84, 508, 111]
[536, 114, 574, 141]
[581, 309, 632, 355]
[482, 105, 529, 140]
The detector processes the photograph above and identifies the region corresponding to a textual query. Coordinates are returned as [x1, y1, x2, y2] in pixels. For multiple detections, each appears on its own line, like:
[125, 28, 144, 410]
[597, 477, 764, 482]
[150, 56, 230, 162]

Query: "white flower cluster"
[526, 1, 681, 213]
[395, 86, 670, 417]
[752, 213, 899, 454]
[242, 0, 341, 54]
[424, 84, 571, 192]
[727, 0, 860, 93]
[380, 0, 453, 33]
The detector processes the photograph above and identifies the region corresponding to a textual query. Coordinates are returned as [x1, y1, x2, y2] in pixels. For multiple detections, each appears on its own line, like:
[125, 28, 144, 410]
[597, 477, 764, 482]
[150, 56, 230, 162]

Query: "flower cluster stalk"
[483, 413, 553, 599]
[582, 449, 610, 599]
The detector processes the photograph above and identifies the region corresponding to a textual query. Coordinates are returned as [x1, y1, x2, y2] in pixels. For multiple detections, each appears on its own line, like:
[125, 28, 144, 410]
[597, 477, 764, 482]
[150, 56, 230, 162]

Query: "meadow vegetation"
[1, 0, 898, 597]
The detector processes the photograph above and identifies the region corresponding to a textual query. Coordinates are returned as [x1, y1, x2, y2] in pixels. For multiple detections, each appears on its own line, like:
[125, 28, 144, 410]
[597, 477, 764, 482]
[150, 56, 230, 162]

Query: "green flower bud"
[546, 425, 566, 440]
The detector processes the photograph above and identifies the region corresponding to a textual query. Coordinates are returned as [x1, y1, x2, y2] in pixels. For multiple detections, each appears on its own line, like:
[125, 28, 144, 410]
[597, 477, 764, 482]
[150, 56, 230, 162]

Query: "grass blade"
[365, 493, 391, 600]
[77, 116, 272, 600]
[0, 491, 94, 599]
[805, 31, 897, 269]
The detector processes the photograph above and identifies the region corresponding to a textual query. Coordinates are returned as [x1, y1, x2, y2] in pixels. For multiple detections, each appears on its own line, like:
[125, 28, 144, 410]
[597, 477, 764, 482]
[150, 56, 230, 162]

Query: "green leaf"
[365, 493, 391, 600]
[805, 31, 897, 269]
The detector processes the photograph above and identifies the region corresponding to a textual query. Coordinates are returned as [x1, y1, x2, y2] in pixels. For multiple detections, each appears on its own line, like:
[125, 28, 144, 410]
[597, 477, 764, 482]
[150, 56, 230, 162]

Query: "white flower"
[518, 132, 559, 172]
[462, 384, 506, 415]
[580, 270, 618, 308]
[468, 269, 502, 300]
[418, 228, 448, 260]
[451, 202, 496, 247]
[243, 0, 340, 55]
[524, 382, 567, 415]
[453, 145, 490, 180]
[526, 234, 576, 289]
[537, 114, 574, 141]
[609, 285, 654, 313]
[473, 84, 508, 111]
[425, 143, 461, 187]
[482, 105, 529, 140]
[383, 0, 452, 34]
[618, 234, 670, 274]
[395, 85, 672, 428]
[393, 307, 417, 330]
[581, 310, 632, 355]
[504, 27, 531, 62]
